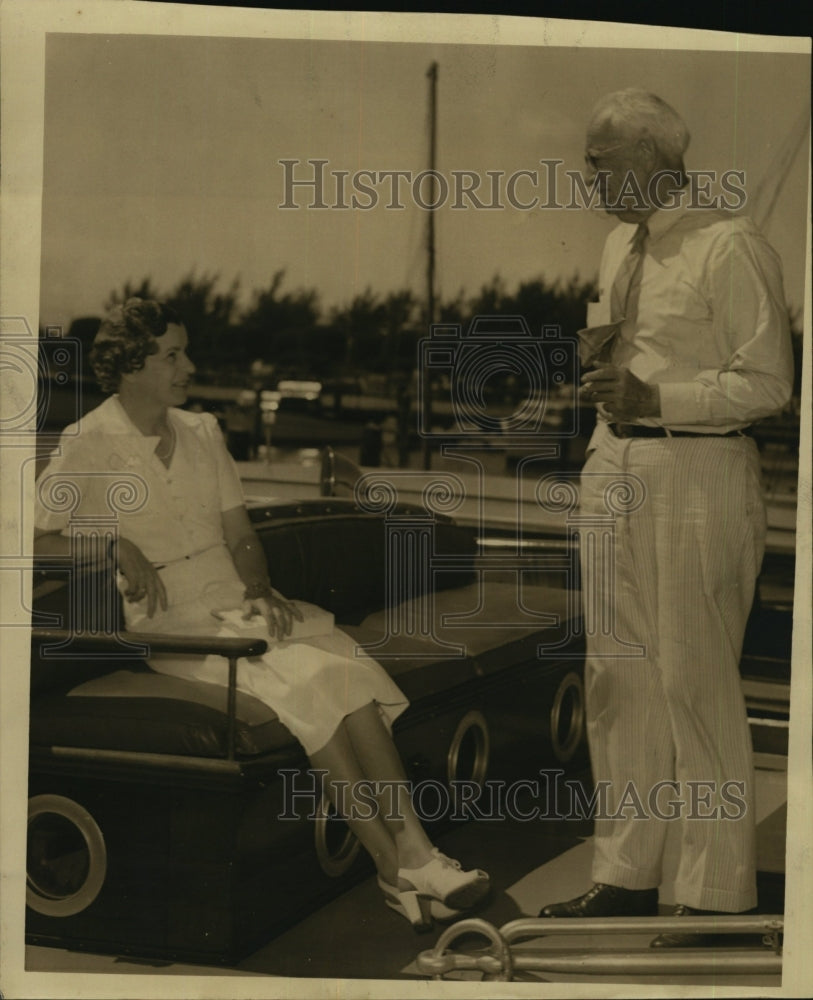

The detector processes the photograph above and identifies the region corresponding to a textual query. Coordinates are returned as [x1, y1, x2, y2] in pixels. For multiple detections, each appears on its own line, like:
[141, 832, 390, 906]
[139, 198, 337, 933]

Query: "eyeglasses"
[584, 142, 632, 171]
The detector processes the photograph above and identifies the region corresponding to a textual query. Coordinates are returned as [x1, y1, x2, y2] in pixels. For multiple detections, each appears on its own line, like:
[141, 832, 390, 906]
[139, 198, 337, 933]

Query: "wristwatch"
[243, 580, 273, 601]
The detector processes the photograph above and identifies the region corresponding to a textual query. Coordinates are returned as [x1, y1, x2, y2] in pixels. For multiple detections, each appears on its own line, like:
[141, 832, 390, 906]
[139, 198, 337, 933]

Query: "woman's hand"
[245, 588, 304, 640]
[115, 537, 168, 618]
[221, 510, 304, 638]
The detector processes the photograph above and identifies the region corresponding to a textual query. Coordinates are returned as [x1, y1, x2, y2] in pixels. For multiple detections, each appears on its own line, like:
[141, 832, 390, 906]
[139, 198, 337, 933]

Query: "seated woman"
[33, 297, 489, 930]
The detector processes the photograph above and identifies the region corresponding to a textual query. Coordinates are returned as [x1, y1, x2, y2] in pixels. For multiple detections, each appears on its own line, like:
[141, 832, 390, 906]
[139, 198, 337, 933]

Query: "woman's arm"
[221, 505, 302, 638]
[34, 528, 73, 560]
[34, 528, 167, 618]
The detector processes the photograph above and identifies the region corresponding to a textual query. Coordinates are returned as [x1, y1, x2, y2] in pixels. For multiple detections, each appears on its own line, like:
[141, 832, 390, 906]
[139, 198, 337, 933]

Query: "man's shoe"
[538, 882, 658, 918]
[650, 903, 730, 948]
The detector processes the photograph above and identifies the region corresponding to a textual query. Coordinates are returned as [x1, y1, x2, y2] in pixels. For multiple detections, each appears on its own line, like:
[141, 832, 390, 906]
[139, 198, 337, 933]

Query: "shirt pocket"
[662, 272, 713, 326]
[176, 428, 224, 522]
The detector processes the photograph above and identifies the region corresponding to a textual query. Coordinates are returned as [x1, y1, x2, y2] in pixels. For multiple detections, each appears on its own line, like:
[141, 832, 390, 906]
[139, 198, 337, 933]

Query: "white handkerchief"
[586, 299, 610, 327]
[213, 602, 335, 643]
[577, 323, 620, 367]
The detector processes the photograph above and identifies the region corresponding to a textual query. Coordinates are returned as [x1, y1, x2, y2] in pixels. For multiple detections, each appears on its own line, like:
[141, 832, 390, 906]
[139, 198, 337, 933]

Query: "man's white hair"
[590, 89, 690, 171]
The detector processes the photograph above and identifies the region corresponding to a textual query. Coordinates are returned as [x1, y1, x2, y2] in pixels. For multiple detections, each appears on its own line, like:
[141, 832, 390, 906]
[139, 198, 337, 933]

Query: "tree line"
[62, 269, 803, 404]
[64, 270, 598, 386]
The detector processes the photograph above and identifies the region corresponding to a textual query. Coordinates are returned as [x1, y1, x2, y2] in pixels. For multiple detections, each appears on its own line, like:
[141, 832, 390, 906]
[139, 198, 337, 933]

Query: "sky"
[39, 33, 810, 332]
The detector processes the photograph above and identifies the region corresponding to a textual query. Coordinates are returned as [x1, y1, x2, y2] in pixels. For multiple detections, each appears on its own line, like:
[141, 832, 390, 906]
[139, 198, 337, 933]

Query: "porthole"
[550, 671, 586, 763]
[446, 710, 490, 790]
[27, 794, 107, 917]
[313, 795, 361, 878]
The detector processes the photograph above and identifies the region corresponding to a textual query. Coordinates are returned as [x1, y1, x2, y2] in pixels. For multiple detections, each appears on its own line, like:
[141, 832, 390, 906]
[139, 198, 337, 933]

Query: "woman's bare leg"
[343, 702, 434, 871]
[315, 705, 489, 922]
[309, 720, 399, 884]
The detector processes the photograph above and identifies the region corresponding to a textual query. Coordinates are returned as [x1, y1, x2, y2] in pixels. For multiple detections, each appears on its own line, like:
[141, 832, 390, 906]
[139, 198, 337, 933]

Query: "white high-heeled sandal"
[397, 848, 490, 910]
[377, 876, 462, 931]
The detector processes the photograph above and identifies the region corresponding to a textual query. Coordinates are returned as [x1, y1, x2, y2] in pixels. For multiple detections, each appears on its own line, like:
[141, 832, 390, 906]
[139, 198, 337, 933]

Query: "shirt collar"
[643, 201, 692, 243]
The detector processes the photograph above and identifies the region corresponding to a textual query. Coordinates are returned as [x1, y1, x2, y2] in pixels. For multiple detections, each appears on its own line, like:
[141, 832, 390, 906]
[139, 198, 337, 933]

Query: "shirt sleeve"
[657, 222, 795, 426]
[33, 430, 86, 533]
[202, 412, 246, 512]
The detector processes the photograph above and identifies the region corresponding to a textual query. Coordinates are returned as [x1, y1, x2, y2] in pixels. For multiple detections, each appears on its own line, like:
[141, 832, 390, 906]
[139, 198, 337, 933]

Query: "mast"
[422, 61, 438, 470]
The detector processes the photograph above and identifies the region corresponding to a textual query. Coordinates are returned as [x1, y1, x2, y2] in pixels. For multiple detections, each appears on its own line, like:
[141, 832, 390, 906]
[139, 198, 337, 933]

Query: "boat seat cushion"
[30, 506, 579, 761]
[29, 665, 296, 758]
[29, 583, 581, 759]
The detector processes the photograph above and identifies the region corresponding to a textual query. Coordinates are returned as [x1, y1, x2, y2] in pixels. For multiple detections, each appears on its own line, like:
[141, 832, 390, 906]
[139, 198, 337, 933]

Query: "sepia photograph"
[1, 2, 810, 997]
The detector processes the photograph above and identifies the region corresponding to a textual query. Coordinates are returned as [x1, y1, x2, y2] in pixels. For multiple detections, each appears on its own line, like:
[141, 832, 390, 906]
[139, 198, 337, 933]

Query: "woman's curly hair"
[90, 298, 183, 393]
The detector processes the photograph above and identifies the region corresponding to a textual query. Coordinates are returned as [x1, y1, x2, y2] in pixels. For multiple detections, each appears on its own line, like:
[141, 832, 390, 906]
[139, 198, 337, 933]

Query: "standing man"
[537, 89, 794, 946]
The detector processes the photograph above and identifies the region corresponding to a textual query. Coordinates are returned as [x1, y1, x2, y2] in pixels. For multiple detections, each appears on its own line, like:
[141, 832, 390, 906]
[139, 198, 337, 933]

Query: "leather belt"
[608, 424, 751, 439]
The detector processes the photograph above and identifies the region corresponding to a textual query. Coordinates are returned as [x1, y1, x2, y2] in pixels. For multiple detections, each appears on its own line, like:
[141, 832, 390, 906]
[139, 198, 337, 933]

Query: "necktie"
[610, 222, 649, 325]
[577, 222, 649, 368]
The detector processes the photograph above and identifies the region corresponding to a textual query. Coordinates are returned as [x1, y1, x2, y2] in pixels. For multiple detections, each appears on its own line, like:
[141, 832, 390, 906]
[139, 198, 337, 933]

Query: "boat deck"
[26, 760, 787, 986]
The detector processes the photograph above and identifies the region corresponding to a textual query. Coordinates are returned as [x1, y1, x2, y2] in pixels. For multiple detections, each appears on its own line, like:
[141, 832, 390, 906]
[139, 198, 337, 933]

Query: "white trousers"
[580, 426, 766, 911]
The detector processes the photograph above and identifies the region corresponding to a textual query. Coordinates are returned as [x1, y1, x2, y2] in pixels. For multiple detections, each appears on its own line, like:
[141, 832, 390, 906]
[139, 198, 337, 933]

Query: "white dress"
[34, 396, 409, 755]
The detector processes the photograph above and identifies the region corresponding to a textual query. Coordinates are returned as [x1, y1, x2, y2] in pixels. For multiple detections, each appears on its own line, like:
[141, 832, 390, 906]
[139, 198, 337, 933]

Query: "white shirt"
[34, 396, 245, 564]
[591, 205, 794, 431]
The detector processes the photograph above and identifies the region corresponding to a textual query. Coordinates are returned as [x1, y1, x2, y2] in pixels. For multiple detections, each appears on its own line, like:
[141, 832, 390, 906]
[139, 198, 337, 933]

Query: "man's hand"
[115, 537, 168, 618]
[580, 366, 661, 421]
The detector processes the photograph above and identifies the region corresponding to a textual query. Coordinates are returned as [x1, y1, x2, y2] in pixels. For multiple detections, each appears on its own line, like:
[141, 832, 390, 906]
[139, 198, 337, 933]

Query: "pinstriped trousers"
[580, 425, 765, 911]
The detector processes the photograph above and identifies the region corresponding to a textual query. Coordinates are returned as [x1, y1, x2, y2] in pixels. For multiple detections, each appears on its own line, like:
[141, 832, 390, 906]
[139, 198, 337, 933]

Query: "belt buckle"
[613, 423, 632, 438]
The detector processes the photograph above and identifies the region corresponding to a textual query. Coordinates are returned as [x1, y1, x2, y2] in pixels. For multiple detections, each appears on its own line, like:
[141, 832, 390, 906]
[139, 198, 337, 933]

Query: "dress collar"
[105, 395, 173, 462]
